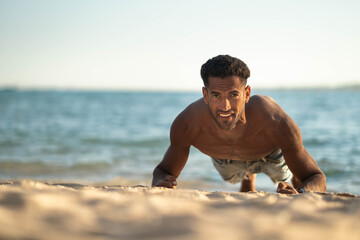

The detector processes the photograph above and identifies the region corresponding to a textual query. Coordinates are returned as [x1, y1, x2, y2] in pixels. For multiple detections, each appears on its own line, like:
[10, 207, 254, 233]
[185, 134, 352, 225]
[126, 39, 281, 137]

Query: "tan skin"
[152, 76, 326, 194]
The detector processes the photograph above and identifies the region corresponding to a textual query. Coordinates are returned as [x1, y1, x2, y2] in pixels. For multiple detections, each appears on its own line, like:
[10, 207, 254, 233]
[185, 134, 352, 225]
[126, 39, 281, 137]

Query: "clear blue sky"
[0, 0, 359, 91]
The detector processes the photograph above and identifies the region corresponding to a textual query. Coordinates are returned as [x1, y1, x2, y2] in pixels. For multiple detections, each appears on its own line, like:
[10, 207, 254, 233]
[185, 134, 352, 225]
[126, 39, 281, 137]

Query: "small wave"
[322, 169, 346, 177]
[351, 148, 360, 155]
[40, 146, 74, 155]
[316, 157, 356, 177]
[0, 140, 20, 148]
[81, 137, 168, 148]
[303, 138, 329, 147]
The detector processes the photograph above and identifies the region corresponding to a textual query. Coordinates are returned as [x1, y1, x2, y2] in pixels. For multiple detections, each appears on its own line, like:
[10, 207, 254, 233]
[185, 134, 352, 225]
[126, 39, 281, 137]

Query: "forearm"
[299, 172, 327, 192]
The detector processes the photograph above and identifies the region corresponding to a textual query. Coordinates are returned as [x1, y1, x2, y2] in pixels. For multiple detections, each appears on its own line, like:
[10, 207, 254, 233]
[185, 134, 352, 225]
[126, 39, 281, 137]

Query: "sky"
[0, 0, 359, 91]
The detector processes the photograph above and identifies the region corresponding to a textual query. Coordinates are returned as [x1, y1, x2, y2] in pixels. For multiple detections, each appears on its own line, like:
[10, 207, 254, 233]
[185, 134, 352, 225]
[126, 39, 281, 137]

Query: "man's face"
[202, 76, 251, 130]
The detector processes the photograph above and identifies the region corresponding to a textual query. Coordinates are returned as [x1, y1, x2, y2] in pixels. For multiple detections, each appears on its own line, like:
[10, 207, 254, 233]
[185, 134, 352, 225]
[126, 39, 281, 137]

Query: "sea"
[0, 89, 359, 194]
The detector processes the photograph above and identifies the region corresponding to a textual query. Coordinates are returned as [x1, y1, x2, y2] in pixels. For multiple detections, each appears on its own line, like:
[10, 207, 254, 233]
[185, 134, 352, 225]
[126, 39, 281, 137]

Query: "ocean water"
[0, 89, 359, 194]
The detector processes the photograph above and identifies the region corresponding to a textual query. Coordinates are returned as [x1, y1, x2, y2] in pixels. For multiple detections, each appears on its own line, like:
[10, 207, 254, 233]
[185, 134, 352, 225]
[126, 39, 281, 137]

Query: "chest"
[192, 128, 276, 161]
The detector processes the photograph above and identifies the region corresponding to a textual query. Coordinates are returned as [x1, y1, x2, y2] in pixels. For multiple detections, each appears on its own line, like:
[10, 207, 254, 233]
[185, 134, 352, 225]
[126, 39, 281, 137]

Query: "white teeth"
[219, 114, 231, 117]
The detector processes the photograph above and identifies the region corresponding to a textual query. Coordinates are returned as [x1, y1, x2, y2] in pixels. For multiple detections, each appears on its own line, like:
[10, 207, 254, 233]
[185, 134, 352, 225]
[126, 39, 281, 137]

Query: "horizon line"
[1, 84, 360, 93]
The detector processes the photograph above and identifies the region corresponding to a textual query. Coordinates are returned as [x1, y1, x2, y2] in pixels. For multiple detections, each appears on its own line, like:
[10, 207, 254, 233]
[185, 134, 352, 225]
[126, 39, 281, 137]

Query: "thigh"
[262, 150, 293, 183]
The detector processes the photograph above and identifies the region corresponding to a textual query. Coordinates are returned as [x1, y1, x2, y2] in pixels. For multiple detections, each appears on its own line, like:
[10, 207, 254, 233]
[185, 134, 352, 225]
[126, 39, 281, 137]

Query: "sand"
[0, 180, 359, 240]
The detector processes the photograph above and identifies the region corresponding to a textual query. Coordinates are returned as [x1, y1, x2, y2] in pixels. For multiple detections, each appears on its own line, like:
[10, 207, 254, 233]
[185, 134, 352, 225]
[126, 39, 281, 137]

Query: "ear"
[202, 87, 209, 104]
[245, 85, 251, 103]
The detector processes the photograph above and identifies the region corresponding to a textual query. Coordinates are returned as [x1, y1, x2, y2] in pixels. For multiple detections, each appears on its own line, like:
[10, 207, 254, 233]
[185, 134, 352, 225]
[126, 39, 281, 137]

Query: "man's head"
[201, 55, 251, 130]
[200, 55, 250, 87]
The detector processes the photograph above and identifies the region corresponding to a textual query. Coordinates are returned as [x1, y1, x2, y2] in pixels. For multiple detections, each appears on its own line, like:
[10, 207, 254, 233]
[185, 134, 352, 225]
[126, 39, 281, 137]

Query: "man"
[152, 55, 326, 194]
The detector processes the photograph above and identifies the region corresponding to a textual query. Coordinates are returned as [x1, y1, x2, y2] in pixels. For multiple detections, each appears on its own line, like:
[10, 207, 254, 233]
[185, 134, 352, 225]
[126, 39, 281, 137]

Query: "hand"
[276, 182, 298, 194]
[155, 175, 177, 189]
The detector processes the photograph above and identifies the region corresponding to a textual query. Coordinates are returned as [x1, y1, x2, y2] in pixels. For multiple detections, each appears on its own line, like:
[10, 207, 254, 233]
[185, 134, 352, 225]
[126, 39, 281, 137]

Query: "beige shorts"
[212, 149, 292, 184]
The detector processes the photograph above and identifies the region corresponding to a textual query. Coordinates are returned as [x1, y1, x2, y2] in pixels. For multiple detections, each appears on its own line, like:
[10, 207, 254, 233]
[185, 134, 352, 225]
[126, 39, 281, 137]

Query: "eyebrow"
[210, 90, 220, 95]
[210, 90, 239, 94]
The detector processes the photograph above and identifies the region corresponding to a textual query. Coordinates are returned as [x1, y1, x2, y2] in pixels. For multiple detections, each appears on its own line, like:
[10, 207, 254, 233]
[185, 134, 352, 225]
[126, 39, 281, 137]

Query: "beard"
[208, 108, 241, 130]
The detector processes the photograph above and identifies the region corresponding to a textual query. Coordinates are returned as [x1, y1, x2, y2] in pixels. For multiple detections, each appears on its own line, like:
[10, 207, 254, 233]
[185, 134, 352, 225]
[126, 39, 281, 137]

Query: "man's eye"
[212, 94, 220, 98]
[231, 93, 239, 97]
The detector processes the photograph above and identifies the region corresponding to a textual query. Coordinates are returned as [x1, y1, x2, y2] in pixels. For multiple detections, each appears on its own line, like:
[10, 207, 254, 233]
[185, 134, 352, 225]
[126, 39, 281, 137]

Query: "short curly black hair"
[200, 55, 250, 87]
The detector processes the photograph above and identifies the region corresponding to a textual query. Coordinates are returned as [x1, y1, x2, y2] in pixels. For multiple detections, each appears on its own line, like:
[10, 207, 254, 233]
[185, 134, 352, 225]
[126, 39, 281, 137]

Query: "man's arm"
[276, 118, 326, 193]
[152, 111, 194, 188]
[152, 144, 190, 188]
[264, 99, 326, 194]
[278, 146, 326, 194]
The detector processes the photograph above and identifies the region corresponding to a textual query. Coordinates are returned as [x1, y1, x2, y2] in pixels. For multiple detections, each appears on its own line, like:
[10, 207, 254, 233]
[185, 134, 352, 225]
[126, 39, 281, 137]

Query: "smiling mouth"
[218, 112, 234, 118]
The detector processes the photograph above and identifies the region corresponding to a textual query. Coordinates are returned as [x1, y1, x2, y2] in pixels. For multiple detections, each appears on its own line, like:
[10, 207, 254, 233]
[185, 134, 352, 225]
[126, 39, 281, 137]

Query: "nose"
[219, 97, 231, 111]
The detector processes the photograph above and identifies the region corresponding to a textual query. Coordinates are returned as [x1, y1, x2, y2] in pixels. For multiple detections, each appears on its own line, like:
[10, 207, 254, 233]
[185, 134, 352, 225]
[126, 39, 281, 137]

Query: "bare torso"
[180, 95, 280, 161]
[153, 93, 326, 193]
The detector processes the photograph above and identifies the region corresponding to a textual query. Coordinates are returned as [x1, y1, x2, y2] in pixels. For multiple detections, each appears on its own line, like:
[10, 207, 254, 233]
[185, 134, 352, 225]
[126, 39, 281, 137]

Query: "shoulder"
[247, 95, 285, 122]
[248, 95, 280, 112]
[170, 98, 205, 146]
[248, 95, 302, 150]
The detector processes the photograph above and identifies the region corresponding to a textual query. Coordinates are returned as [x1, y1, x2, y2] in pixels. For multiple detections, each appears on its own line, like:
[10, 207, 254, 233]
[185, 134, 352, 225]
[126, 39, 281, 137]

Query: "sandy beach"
[0, 180, 359, 240]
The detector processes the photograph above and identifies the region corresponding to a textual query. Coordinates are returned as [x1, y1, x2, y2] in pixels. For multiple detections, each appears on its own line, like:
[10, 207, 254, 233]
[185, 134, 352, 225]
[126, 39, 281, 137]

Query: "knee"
[244, 172, 256, 181]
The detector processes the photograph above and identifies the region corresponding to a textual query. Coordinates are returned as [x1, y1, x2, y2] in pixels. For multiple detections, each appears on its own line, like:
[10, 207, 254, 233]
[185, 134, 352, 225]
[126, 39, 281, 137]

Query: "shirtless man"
[152, 55, 326, 194]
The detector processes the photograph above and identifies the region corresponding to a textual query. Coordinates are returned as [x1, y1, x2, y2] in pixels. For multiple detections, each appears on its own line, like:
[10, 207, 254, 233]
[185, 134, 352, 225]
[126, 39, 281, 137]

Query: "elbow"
[153, 165, 163, 177]
[151, 166, 161, 187]
[152, 165, 159, 176]
[320, 172, 327, 192]
[301, 171, 327, 192]
[312, 171, 326, 192]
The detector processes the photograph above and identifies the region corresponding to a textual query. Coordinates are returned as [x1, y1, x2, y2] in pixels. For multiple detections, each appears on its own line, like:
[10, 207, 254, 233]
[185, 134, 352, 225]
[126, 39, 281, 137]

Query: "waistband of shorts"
[212, 148, 283, 164]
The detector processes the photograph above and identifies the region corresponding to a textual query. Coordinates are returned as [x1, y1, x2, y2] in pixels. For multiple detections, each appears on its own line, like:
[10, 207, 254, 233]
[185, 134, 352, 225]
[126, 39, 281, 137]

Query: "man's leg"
[262, 149, 293, 188]
[240, 172, 256, 192]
